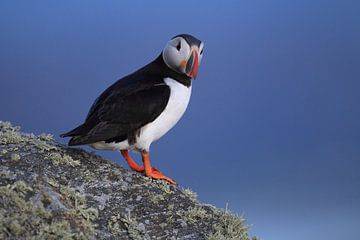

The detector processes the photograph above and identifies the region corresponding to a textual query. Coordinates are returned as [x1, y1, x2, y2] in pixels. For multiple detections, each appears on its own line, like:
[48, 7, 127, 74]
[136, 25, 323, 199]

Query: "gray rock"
[0, 121, 257, 240]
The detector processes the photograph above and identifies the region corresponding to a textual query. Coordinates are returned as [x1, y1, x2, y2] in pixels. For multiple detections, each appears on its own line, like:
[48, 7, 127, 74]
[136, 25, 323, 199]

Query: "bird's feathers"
[61, 58, 174, 146]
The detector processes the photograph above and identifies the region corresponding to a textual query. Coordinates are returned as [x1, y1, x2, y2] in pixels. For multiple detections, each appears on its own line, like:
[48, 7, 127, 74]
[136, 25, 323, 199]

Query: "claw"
[144, 170, 176, 185]
[142, 151, 176, 185]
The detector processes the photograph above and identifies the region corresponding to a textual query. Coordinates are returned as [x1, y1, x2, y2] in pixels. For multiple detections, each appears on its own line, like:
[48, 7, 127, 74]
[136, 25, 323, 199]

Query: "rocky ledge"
[0, 121, 257, 240]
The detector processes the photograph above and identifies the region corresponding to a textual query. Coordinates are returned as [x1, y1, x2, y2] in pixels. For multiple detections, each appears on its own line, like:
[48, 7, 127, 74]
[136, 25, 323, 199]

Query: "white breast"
[135, 78, 192, 151]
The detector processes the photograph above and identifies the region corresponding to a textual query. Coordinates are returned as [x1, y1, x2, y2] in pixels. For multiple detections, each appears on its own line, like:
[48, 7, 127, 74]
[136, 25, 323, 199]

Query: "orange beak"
[186, 49, 199, 79]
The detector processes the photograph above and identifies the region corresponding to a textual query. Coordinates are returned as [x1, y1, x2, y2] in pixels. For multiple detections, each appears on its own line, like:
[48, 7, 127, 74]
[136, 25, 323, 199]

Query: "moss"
[45, 152, 80, 167]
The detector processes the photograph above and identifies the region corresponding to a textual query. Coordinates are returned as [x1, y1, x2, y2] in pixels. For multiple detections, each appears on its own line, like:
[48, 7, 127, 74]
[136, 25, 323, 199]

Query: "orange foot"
[142, 151, 176, 185]
[120, 150, 176, 185]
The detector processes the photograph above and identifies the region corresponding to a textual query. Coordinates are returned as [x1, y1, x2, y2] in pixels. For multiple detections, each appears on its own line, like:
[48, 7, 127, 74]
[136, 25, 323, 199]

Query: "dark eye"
[176, 41, 181, 51]
[200, 48, 203, 55]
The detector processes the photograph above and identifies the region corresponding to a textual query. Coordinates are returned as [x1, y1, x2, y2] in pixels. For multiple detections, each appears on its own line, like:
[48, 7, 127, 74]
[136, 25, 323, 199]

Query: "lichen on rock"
[0, 121, 258, 239]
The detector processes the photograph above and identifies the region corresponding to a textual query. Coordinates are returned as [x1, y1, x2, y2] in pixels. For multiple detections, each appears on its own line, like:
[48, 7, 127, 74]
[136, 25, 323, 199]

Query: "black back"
[61, 54, 191, 146]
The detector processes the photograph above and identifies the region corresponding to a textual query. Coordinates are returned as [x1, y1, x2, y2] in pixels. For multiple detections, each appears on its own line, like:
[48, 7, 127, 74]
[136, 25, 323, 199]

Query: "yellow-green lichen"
[1, 120, 257, 239]
[121, 211, 143, 240]
[159, 222, 167, 229]
[0, 179, 99, 239]
[0, 121, 23, 145]
[141, 175, 174, 193]
[60, 185, 97, 216]
[83, 170, 95, 181]
[10, 153, 21, 161]
[0, 121, 13, 130]
[59, 185, 98, 238]
[39, 133, 54, 141]
[156, 180, 174, 194]
[45, 176, 59, 188]
[0, 181, 52, 238]
[182, 187, 198, 202]
[0, 131, 23, 145]
[207, 205, 256, 240]
[36, 220, 74, 240]
[45, 152, 80, 167]
[0, 169, 16, 180]
[108, 213, 124, 236]
[0, 124, 59, 153]
[149, 193, 165, 204]
[108, 211, 143, 240]
[177, 206, 210, 224]
[33, 141, 58, 153]
[167, 203, 175, 211]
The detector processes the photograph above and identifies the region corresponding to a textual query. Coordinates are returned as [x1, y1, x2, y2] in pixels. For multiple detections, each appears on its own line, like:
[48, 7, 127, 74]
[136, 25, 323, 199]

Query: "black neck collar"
[149, 54, 192, 87]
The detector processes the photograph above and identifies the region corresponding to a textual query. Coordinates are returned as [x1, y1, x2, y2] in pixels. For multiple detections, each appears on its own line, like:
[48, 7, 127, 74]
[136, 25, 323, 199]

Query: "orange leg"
[120, 150, 163, 174]
[120, 150, 144, 172]
[142, 151, 176, 185]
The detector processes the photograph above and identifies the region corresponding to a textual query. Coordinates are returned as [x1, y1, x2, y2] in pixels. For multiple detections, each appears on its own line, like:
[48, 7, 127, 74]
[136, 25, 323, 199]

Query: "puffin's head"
[162, 34, 204, 79]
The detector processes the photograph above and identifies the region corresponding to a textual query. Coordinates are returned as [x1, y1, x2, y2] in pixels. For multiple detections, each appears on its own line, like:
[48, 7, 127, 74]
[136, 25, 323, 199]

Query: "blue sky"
[1, 1, 359, 239]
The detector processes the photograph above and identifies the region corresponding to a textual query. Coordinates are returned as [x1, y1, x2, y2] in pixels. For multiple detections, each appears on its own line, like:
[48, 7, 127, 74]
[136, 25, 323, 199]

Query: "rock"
[0, 121, 257, 240]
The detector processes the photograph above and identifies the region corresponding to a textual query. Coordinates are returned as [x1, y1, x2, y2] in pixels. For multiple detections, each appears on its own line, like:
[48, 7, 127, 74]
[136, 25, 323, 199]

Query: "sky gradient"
[1, 1, 359, 239]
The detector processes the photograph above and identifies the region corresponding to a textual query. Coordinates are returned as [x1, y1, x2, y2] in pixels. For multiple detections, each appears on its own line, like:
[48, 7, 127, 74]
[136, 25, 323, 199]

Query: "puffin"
[61, 34, 204, 185]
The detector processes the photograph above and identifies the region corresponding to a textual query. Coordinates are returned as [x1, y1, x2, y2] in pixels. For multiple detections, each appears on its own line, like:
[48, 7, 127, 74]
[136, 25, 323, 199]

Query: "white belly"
[135, 78, 192, 151]
[90, 78, 191, 152]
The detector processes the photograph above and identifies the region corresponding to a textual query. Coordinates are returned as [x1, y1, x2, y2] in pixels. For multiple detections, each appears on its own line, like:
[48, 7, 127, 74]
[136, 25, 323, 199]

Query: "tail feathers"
[61, 124, 92, 146]
[68, 136, 88, 146]
[68, 135, 106, 146]
[60, 124, 87, 138]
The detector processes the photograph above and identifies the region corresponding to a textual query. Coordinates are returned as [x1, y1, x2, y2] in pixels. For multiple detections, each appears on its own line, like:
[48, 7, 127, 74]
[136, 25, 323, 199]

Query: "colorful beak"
[186, 49, 199, 79]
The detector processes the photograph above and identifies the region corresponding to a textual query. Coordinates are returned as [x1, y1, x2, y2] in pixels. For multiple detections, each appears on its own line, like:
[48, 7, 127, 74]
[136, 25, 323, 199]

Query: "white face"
[162, 36, 204, 79]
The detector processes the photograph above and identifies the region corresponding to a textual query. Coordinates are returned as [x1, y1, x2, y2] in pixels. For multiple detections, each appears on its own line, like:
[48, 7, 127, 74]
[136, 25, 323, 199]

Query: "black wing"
[61, 53, 191, 146]
[61, 68, 170, 146]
